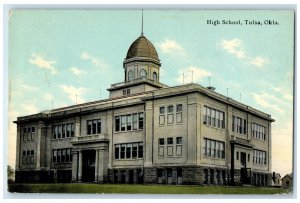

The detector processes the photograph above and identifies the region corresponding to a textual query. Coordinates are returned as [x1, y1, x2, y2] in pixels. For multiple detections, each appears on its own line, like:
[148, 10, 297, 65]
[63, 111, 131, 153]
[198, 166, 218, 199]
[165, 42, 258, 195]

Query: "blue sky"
[8, 10, 294, 176]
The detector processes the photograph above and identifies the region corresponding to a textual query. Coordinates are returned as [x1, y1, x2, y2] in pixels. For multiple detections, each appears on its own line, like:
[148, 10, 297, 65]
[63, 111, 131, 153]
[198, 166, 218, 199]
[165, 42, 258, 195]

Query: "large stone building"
[14, 30, 274, 186]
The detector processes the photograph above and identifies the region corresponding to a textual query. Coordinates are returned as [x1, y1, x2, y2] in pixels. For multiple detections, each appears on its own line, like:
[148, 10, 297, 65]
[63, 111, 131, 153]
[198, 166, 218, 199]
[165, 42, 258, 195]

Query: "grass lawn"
[8, 183, 290, 194]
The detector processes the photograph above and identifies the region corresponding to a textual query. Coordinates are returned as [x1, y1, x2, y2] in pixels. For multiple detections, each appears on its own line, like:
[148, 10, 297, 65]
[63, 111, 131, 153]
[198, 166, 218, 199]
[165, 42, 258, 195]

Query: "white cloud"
[220, 39, 245, 59]
[250, 56, 269, 68]
[272, 87, 293, 102]
[17, 80, 39, 92]
[157, 39, 184, 54]
[28, 53, 58, 74]
[70, 67, 86, 75]
[252, 92, 284, 114]
[177, 66, 212, 84]
[60, 85, 86, 104]
[219, 39, 270, 69]
[80, 52, 109, 71]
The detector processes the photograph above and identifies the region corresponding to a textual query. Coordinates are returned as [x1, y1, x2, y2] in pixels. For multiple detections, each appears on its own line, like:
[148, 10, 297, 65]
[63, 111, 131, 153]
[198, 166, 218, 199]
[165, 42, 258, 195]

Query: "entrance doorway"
[82, 150, 96, 182]
[240, 152, 247, 168]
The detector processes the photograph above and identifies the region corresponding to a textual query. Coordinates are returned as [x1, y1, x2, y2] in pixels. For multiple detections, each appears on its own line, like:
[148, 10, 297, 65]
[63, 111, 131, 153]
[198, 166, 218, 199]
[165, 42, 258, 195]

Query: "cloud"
[80, 52, 110, 72]
[219, 39, 269, 68]
[70, 67, 86, 75]
[177, 66, 212, 84]
[272, 87, 293, 102]
[250, 56, 269, 68]
[60, 85, 86, 104]
[17, 80, 39, 92]
[252, 92, 284, 114]
[20, 103, 39, 115]
[220, 39, 245, 59]
[157, 39, 184, 54]
[28, 53, 58, 74]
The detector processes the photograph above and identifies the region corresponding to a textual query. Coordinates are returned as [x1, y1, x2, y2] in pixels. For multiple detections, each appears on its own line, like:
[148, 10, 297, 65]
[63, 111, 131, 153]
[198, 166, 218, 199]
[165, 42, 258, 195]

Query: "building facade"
[14, 32, 274, 186]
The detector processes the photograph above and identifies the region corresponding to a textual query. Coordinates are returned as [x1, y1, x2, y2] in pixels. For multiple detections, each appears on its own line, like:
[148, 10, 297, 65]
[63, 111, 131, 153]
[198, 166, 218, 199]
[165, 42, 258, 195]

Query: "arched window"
[153, 72, 157, 81]
[140, 69, 147, 78]
[128, 70, 134, 81]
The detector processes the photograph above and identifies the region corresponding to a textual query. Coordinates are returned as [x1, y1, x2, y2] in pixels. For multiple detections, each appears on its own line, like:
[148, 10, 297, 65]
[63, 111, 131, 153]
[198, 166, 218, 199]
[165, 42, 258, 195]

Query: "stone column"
[35, 121, 45, 170]
[94, 149, 99, 182]
[75, 117, 81, 137]
[78, 150, 83, 182]
[98, 143, 109, 183]
[71, 151, 78, 182]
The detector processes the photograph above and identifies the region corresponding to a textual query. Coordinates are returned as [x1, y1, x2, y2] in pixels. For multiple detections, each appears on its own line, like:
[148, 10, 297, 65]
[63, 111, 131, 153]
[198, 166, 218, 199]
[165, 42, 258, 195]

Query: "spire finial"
[141, 9, 144, 35]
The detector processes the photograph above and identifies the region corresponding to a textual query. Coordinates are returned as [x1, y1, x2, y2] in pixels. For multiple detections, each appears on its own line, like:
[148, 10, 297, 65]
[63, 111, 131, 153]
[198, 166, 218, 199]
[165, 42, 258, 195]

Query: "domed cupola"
[126, 35, 160, 62]
[124, 34, 161, 82]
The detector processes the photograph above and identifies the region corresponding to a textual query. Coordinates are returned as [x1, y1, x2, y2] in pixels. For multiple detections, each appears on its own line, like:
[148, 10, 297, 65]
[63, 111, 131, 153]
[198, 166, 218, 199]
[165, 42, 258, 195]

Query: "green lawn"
[8, 183, 290, 194]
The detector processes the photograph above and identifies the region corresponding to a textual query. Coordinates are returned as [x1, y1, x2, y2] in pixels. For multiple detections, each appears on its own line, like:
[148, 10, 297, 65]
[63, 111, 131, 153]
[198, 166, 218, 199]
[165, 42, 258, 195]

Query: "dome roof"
[126, 35, 159, 61]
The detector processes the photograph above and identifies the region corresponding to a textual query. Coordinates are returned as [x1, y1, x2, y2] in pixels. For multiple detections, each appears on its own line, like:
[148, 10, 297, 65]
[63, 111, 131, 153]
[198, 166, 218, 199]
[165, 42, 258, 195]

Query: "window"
[123, 90, 126, 95]
[253, 149, 267, 165]
[159, 138, 164, 145]
[126, 115, 132, 130]
[138, 143, 143, 158]
[203, 106, 225, 129]
[121, 116, 126, 131]
[167, 105, 174, 124]
[140, 69, 147, 78]
[158, 138, 164, 156]
[66, 124, 71, 137]
[159, 107, 165, 125]
[252, 123, 266, 140]
[176, 137, 182, 144]
[71, 123, 75, 137]
[127, 89, 130, 95]
[176, 104, 183, 123]
[115, 145, 120, 159]
[167, 137, 173, 145]
[236, 151, 239, 160]
[87, 119, 101, 135]
[115, 116, 120, 132]
[62, 124, 66, 138]
[248, 154, 250, 162]
[132, 114, 138, 130]
[52, 148, 72, 163]
[22, 151, 26, 164]
[132, 143, 138, 158]
[115, 113, 143, 132]
[126, 143, 132, 159]
[167, 105, 174, 113]
[120, 144, 126, 159]
[138, 113, 144, 129]
[176, 137, 182, 156]
[232, 116, 247, 135]
[114, 142, 143, 160]
[153, 72, 157, 81]
[128, 70, 134, 81]
[176, 104, 182, 112]
[160, 107, 165, 114]
[204, 138, 225, 159]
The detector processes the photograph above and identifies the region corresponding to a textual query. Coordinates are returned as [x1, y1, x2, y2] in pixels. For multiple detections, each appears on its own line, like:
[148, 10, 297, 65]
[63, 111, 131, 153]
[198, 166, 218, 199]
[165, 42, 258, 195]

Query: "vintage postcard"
[7, 9, 294, 195]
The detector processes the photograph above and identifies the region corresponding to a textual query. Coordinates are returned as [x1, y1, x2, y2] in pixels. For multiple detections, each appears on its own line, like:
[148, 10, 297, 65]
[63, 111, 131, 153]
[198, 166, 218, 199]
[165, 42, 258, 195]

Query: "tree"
[7, 165, 15, 183]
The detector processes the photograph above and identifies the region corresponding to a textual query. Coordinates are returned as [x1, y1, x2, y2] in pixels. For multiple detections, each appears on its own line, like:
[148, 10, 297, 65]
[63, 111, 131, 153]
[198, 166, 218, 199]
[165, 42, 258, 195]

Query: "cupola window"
[128, 70, 134, 81]
[140, 69, 147, 78]
[153, 72, 157, 81]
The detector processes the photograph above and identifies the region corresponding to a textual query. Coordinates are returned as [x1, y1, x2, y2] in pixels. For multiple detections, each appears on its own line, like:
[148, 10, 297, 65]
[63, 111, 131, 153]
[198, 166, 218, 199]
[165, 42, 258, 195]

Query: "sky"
[8, 10, 294, 176]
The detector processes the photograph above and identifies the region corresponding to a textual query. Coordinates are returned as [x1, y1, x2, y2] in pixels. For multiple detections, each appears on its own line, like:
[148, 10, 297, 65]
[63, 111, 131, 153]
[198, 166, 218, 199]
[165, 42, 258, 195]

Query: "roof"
[282, 174, 293, 180]
[125, 35, 159, 61]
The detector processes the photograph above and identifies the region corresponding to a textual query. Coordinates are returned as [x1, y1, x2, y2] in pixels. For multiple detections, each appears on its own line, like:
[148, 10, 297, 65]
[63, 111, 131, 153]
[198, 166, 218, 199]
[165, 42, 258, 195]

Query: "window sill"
[203, 123, 225, 131]
[114, 129, 144, 134]
[52, 137, 74, 141]
[114, 158, 144, 161]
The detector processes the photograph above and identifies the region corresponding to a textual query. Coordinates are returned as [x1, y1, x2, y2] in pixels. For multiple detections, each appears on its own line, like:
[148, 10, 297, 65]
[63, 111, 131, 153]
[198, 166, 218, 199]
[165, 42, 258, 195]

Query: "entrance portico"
[71, 135, 109, 183]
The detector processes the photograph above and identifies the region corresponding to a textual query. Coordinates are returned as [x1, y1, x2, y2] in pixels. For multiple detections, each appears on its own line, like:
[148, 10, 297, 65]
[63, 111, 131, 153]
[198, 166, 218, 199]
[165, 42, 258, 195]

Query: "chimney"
[207, 86, 216, 91]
